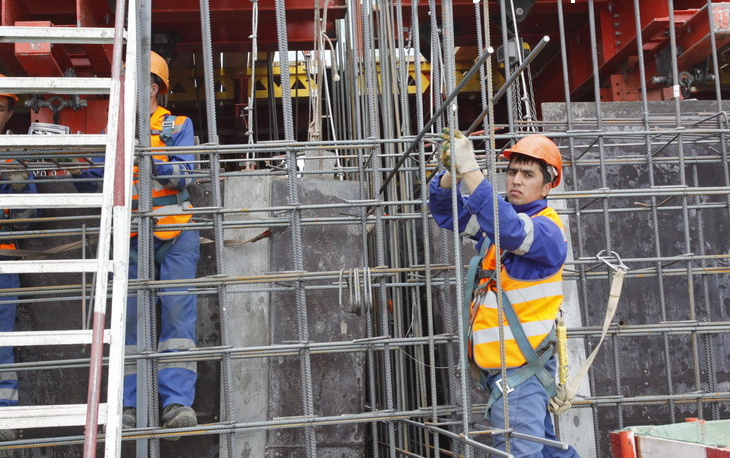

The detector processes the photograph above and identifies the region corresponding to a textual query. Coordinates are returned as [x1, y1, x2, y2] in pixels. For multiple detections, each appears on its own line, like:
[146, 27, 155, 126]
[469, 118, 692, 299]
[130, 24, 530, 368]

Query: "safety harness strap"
[150, 115, 178, 147]
[501, 291, 557, 396]
[464, 237, 558, 413]
[464, 240, 490, 387]
[549, 252, 627, 415]
[481, 290, 557, 419]
[485, 331, 556, 419]
[131, 188, 190, 211]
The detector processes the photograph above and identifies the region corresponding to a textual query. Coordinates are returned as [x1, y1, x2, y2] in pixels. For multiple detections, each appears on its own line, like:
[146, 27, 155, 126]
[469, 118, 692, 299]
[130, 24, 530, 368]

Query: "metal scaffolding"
[0, 0, 729, 457]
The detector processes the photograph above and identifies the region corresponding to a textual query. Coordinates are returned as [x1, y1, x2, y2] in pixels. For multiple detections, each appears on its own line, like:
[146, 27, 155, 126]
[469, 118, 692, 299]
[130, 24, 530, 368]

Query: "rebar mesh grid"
[1, 0, 729, 457]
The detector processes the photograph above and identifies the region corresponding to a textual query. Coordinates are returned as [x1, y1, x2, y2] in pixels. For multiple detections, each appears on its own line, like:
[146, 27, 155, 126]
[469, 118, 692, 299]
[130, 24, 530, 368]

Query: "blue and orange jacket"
[428, 171, 567, 369]
[75, 106, 196, 240]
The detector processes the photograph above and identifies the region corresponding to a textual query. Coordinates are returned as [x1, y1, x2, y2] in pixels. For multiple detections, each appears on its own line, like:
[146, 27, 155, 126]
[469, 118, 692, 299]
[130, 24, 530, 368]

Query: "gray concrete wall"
[221, 175, 272, 456]
[220, 175, 367, 457]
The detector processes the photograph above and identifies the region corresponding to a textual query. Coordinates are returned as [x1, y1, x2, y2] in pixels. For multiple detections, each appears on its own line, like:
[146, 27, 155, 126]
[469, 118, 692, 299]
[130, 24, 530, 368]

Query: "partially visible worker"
[0, 78, 40, 454]
[429, 129, 580, 457]
[71, 52, 199, 436]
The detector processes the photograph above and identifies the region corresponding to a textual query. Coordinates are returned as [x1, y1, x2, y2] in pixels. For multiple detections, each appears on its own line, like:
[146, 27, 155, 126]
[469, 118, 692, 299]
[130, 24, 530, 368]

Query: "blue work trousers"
[124, 230, 200, 409]
[0, 272, 18, 407]
[487, 357, 581, 458]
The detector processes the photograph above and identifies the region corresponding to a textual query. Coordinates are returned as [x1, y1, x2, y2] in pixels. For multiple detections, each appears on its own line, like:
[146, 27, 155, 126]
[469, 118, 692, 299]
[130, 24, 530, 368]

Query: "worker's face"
[0, 97, 14, 132]
[505, 159, 552, 205]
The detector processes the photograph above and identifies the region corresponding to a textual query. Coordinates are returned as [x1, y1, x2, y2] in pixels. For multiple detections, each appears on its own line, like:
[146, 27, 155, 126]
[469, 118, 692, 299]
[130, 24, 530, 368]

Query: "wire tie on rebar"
[596, 250, 629, 272]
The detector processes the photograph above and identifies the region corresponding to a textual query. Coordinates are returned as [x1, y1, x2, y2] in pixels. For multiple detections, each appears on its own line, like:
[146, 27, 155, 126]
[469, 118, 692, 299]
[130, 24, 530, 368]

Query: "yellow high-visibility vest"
[470, 206, 564, 370]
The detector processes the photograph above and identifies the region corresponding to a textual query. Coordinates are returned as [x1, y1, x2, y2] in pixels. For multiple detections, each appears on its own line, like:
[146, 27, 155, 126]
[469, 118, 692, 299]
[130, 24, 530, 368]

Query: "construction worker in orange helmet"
[429, 130, 580, 458]
[0, 76, 41, 451]
[71, 51, 199, 435]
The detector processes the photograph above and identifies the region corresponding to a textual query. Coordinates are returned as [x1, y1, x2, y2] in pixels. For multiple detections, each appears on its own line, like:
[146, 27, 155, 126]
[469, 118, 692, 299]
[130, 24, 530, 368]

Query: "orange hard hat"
[150, 51, 169, 95]
[0, 74, 19, 104]
[503, 134, 563, 187]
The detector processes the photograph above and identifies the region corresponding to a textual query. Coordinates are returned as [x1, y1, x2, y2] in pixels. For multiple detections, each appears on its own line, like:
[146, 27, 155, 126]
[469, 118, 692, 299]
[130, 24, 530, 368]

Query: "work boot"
[161, 403, 197, 441]
[122, 406, 137, 430]
[0, 428, 18, 458]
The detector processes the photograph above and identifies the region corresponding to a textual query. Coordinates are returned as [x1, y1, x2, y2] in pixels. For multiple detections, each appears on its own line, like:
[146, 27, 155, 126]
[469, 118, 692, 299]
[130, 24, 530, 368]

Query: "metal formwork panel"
[543, 100, 730, 454]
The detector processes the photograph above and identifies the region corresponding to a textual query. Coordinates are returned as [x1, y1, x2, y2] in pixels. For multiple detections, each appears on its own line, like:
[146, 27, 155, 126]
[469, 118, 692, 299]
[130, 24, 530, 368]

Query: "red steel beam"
[676, 3, 730, 71]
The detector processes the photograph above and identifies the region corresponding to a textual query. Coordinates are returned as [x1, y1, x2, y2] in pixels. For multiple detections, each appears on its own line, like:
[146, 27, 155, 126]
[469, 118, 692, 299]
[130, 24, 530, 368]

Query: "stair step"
[0, 77, 111, 95]
[0, 259, 108, 274]
[0, 134, 106, 148]
[0, 193, 103, 209]
[0, 404, 107, 429]
[0, 329, 110, 346]
[0, 26, 118, 44]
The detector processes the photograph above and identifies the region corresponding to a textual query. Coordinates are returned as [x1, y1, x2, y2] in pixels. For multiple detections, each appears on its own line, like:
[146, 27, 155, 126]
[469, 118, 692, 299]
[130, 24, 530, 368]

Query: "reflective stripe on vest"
[470, 206, 565, 370]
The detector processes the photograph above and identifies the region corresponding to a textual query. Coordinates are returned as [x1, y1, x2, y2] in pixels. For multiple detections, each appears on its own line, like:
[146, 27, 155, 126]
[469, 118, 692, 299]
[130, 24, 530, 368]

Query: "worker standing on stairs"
[71, 51, 199, 435]
[0, 79, 40, 454]
[429, 130, 580, 457]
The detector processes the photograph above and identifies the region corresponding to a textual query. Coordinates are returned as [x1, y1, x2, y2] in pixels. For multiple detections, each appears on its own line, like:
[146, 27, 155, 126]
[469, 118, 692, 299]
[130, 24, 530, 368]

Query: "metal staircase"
[0, 0, 136, 456]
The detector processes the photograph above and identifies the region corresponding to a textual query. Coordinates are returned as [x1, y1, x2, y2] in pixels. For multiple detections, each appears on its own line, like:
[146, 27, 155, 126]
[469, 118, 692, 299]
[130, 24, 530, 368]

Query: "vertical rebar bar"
[666, 0, 703, 420]
[198, 1, 237, 456]
[136, 1, 157, 455]
[631, 0, 676, 424]
[586, 0, 609, 450]
[274, 1, 317, 456]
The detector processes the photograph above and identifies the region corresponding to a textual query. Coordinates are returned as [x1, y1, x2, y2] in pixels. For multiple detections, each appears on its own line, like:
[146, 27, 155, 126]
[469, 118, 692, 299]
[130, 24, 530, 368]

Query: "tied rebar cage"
[1, 0, 730, 457]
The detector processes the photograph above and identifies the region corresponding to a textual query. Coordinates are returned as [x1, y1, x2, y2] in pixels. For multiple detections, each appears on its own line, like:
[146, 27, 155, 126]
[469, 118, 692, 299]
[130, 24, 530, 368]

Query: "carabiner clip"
[596, 250, 629, 272]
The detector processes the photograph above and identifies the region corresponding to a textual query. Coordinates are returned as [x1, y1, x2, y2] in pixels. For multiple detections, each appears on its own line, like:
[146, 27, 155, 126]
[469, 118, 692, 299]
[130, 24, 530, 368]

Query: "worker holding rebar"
[0, 80, 41, 452]
[71, 51, 199, 435]
[429, 130, 580, 457]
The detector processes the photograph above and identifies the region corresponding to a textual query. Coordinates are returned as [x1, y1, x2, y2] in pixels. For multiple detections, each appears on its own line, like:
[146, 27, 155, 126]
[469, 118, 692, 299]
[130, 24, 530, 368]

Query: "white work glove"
[2, 160, 29, 191]
[441, 128, 480, 175]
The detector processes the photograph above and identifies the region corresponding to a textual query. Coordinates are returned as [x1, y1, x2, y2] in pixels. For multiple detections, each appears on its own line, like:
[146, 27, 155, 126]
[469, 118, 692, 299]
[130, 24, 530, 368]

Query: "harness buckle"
[495, 378, 514, 395]
[161, 119, 175, 129]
